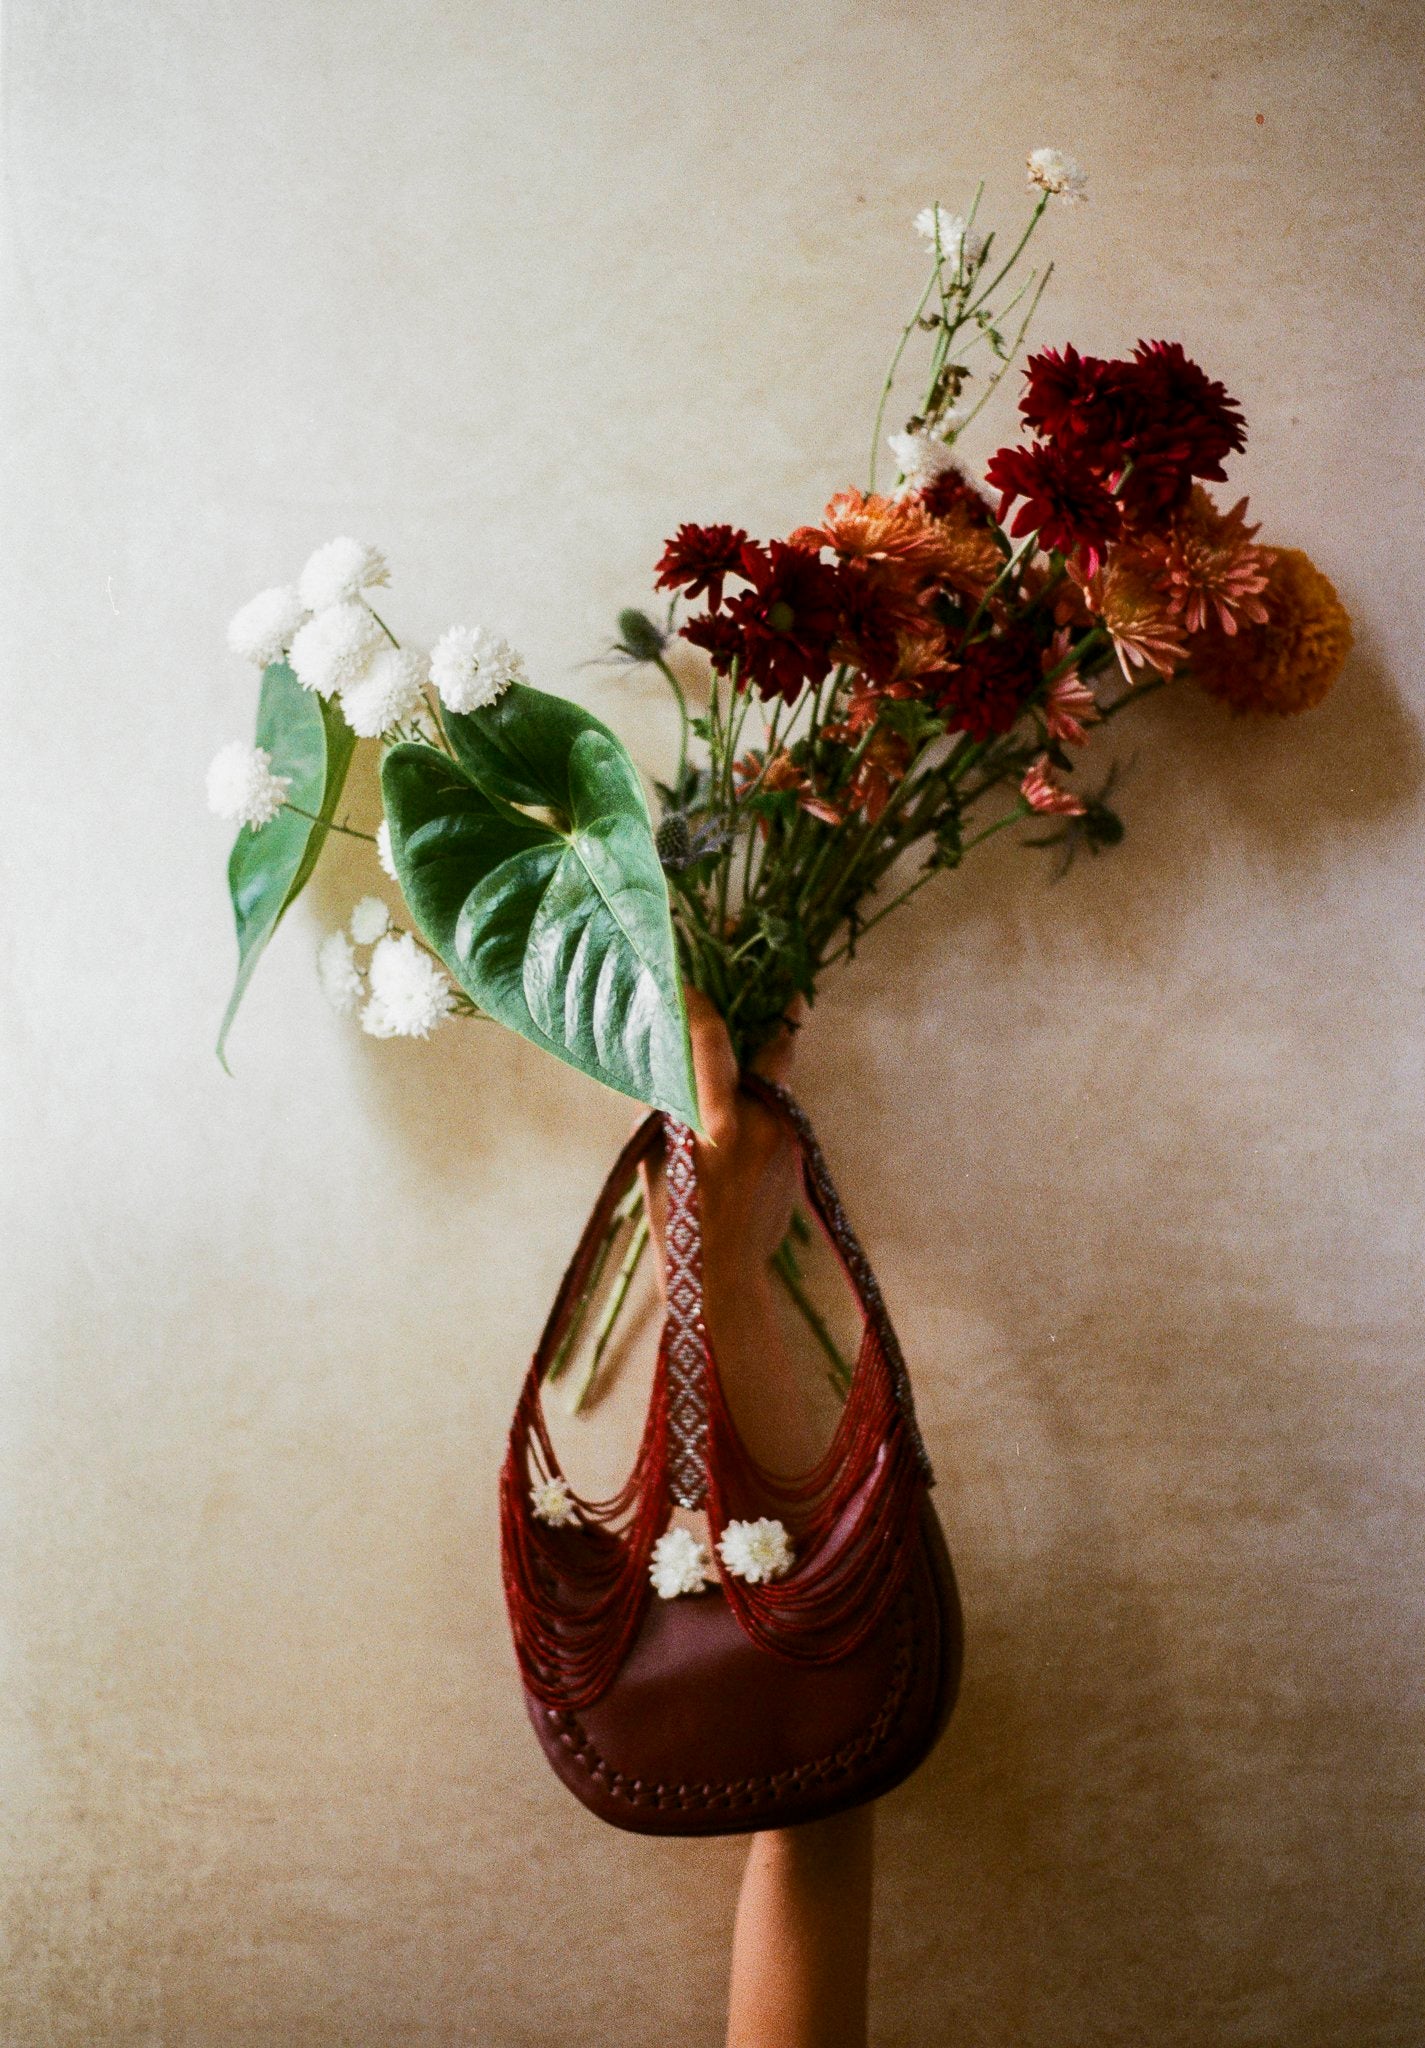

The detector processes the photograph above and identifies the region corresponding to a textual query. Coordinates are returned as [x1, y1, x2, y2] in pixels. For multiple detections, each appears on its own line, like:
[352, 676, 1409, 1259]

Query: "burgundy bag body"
[500, 1080, 963, 1837]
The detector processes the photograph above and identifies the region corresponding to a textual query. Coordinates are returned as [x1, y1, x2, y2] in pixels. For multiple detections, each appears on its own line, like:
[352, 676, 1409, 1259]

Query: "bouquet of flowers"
[208, 149, 1351, 1392]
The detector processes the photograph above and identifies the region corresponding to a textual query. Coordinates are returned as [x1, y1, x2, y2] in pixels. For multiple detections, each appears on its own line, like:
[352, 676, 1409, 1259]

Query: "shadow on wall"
[313, 631, 1420, 2043]
[811, 634, 1424, 2044]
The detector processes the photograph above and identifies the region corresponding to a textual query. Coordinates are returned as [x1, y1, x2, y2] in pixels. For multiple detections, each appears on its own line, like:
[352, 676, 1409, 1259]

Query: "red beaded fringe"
[501, 1091, 934, 1712]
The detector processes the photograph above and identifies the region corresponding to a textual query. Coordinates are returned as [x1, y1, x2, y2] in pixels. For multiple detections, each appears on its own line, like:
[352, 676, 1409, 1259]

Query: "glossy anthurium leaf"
[217, 661, 357, 1068]
[381, 686, 700, 1127]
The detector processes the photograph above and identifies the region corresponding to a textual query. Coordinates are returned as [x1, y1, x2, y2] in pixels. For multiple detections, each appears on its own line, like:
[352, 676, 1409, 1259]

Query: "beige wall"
[3, 1, 1423, 2041]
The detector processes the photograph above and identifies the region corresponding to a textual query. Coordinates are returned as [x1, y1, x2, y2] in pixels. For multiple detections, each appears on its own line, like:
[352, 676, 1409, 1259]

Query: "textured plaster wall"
[2, 2, 1422, 2042]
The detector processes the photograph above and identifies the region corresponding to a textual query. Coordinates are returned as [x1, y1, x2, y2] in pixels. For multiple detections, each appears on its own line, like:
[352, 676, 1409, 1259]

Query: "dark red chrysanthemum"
[1126, 340, 1247, 482]
[1018, 344, 1121, 453]
[832, 559, 932, 683]
[654, 522, 750, 611]
[917, 462, 998, 527]
[983, 443, 1121, 575]
[1014, 339, 1249, 520]
[680, 611, 744, 670]
[934, 631, 1040, 741]
[683, 540, 845, 702]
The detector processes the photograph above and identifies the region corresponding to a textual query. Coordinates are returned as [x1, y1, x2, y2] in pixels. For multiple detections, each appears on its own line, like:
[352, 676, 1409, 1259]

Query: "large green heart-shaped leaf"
[381, 685, 699, 1126]
[217, 661, 357, 1067]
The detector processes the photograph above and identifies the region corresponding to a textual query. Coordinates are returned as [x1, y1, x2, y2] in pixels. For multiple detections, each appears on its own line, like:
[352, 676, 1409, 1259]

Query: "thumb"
[684, 986, 739, 1145]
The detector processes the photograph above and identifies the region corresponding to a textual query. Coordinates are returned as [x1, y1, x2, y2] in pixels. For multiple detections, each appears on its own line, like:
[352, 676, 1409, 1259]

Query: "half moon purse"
[500, 1076, 963, 1836]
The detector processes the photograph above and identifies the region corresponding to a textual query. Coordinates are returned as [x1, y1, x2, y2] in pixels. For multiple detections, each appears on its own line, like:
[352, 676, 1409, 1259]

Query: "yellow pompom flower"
[1185, 548, 1353, 716]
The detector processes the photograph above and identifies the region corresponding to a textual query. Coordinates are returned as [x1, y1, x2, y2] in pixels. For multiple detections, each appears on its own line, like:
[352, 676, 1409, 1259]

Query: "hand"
[642, 988, 817, 1471]
[683, 987, 803, 1283]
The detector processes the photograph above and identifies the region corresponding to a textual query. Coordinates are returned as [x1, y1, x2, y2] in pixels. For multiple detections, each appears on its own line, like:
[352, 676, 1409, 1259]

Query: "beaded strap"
[660, 1117, 710, 1509]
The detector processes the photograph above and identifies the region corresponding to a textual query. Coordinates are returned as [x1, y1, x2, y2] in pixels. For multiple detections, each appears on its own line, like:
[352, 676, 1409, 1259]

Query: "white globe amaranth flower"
[298, 536, 390, 613]
[717, 1517, 794, 1586]
[340, 646, 429, 739]
[205, 740, 291, 831]
[227, 585, 307, 667]
[348, 895, 390, 945]
[431, 624, 528, 714]
[375, 816, 399, 881]
[1027, 147, 1089, 203]
[887, 426, 960, 494]
[316, 929, 364, 1016]
[359, 931, 457, 1040]
[289, 601, 384, 698]
[530, 1474, 578, 1527]
[913, 205, 985, 270]
[649, 1526, 713, 1600]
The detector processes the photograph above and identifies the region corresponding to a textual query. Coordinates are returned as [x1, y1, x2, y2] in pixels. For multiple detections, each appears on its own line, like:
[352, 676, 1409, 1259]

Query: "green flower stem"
[958, 530, 1041, 649]
[953, 263, 1052, 436]
[961, 804, 1029, 853]
[419, 688, 456, 756]
[280, 802, 376, 844]
[555, 1211, 860, 1418]
[820, 800, 1027, 967]
[1046, 626, 1109, 685]
[365, 605, 401, 650]
[545, 1184, 641, 1386]
[868, 264, 943, 491]
[962, 191, 1050, 325]
[821, 865, 936, 964]
[771, 1239, 853, 1397]
[564, 1212, 651, 1415]
[654, 654, 691, 792]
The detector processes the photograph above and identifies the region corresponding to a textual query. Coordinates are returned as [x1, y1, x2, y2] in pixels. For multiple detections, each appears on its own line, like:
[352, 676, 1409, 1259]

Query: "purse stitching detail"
[543, 1581, 923, 1812]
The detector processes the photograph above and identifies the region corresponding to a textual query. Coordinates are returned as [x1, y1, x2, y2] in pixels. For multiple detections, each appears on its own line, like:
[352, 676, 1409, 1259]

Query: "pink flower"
[1041, 632, 1100, 745]
[1021, 754, 1086, 816]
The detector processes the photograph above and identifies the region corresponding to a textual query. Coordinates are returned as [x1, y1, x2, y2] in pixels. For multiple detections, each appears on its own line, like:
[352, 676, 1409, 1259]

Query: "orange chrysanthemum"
[849, 728, 913, 823]
[925, 498, 1005, 604]
[1184, 547, 1352, 716]
[792, 489, 952, 577]
[1144, 488, 1274, 637]
[1084, 554, 1189, 678]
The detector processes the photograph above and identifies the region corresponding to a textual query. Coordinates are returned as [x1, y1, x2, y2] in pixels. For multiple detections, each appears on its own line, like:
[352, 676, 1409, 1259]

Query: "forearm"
[726, 1808, 875, 2048]
[701, 1261, 826, 1475]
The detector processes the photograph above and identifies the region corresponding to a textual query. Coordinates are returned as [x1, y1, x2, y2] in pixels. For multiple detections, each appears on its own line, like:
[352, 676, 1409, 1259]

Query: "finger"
[684, 986, 740, 1146]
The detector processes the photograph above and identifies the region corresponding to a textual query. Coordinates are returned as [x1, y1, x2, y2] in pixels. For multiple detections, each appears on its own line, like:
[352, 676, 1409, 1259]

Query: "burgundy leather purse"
[501, 1078, 962, 1836]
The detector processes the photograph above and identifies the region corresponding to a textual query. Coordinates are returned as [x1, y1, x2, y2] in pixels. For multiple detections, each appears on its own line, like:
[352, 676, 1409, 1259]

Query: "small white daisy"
[359, 932, 457, 1039]
[375, 816, 399, 881]
[650, 1526, 713, 1600]
[530, 1474, 578, 1527]
[289, 601, 384, 698]
[430, 624, 528, 714]
[205, 741, 291, 831]
[316, 930, 364, 1016]
[298, 537, 390, 613]
[348, 895, 390, 945]
[717, 1517, 794, 1585]
[886, 425, 961, 493]
[913, 205, 985, 270]
[340, 645, 429, 739]
[1027, 147, 1089, 203]
[227, 585, 307, 667]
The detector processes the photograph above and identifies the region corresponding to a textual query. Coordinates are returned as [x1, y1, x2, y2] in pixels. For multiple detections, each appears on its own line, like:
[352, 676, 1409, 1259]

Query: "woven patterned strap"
[660, 1116, 710, 1509]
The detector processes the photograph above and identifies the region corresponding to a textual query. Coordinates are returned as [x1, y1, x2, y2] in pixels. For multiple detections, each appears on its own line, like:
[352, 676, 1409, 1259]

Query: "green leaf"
[216, 662, 357, 1068]
[381, 685, 700, 1127]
